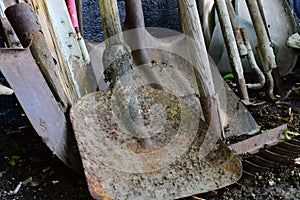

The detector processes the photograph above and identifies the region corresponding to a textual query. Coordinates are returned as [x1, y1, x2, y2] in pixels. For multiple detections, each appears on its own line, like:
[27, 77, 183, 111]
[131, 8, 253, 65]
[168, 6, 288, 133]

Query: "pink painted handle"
[67, 0, 79, 31]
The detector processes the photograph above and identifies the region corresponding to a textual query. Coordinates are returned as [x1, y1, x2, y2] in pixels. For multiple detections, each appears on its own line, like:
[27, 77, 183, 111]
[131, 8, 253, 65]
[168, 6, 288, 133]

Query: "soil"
[195, 83, 300, 200]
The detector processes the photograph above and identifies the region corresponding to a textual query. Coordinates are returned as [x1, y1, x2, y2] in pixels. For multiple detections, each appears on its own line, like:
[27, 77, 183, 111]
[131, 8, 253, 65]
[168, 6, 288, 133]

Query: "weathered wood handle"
[98, 0, 123, 45]
[178, 0, 215, 97]
[178, 0, 224, 138]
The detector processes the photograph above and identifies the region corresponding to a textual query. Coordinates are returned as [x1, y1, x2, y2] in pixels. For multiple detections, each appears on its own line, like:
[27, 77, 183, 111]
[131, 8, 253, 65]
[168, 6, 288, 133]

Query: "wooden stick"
[245, 0, 277, 100]
[195, 0, 213, 47]
[241, 28, 265, 90]
[245, 0, 276, 70]
[178, 0, 215, 97]
[67, 0, 90, 64]
[98, 0, 123, 46]
[178, 0, 224, 138]
[225, 0, 247, 56]
[214, 0, 249, 103]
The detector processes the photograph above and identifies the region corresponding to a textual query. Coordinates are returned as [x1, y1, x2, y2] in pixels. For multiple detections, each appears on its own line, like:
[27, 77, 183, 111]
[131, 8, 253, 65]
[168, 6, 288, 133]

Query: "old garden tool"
[210, 0, 298, 99]
[225, 0, 265, 91]
[230, 124, 300, 179]
[70, 0, 242, 199]
[209, 0, 266, 104]
[214, 0, 250, 103]
[238, 0, 298, 77]
[67, 0, 90, 64]
[5, 2, 70, 110]
[0, 1, 81, 171]
[244, 0, 278, 100]
[88, 0, 258, 138]
[26, 0, 93, 104]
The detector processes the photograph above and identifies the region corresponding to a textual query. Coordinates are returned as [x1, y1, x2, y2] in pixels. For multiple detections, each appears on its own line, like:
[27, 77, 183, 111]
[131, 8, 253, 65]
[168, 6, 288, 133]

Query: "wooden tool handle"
[98, 0, 123, 45]
[178, 0, 224, 138]
[178, 0, 215, 97]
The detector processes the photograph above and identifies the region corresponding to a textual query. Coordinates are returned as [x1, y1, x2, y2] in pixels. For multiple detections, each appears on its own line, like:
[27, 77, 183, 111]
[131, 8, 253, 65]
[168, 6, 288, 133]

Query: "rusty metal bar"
[0, 0, 22, 48]
[229, 124, 287, 154]
[278, 142, 300, 152]
[258, 150, 290, 163]
[243, 160, 268, 172]
[240, 28, 265, 90]
[271, 146, 300, 157]
[248, 156, 278, 168]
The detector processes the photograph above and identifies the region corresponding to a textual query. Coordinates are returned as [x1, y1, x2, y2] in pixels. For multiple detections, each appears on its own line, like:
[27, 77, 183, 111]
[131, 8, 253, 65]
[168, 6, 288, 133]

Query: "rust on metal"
[199, 95, 224, 139]
[5, 2, 70, 109]
[257, 150, 290, 163]
[242, 160, 268, 172]
[229, 124, 287, 154]
[0, 44, 81, 171]
[248, 156, 278, 168]
[88, 178, 113, 200]
[5, 3, 41, 40]
[209, 64, 259, 137]
[229, 124, 300, 178]
[70, 85, 242, 199]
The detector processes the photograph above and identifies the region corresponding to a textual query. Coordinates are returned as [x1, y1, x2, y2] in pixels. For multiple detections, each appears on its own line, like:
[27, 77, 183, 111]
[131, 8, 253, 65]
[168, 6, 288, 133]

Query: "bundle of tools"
[0, 0, 299, 199]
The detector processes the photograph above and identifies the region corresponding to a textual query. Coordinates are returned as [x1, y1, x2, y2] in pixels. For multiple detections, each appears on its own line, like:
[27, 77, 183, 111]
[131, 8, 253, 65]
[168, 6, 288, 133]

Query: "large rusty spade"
[70, 0, 242, 199]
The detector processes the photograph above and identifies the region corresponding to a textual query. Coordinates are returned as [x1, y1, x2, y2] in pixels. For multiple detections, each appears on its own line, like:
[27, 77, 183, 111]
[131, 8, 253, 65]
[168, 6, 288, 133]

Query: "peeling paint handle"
[67, 0, 79, 31]
[67, 0, 90, 64]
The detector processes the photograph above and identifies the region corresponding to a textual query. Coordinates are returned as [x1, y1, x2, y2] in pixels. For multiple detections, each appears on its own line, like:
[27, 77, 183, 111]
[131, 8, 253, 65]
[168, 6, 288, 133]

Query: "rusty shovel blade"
[0, 46, 81, 171]
[70, 86, 242, 200]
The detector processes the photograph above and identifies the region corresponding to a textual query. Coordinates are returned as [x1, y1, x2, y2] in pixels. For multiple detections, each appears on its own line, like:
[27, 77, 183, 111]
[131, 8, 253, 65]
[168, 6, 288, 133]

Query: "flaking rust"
[70, 86, 242, 200]
[230, 124, 300, 178]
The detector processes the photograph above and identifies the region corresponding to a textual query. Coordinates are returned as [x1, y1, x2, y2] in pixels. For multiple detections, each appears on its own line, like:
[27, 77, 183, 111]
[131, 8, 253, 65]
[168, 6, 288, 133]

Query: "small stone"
[52, 180, 60, 185]
[277, 178, 281, 182]
[268, 179, 275, 186]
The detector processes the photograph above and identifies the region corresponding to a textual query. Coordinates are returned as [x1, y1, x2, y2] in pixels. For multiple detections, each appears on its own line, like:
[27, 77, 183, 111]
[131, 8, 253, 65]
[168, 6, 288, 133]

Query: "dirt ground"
[196, 82, 300, 199]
